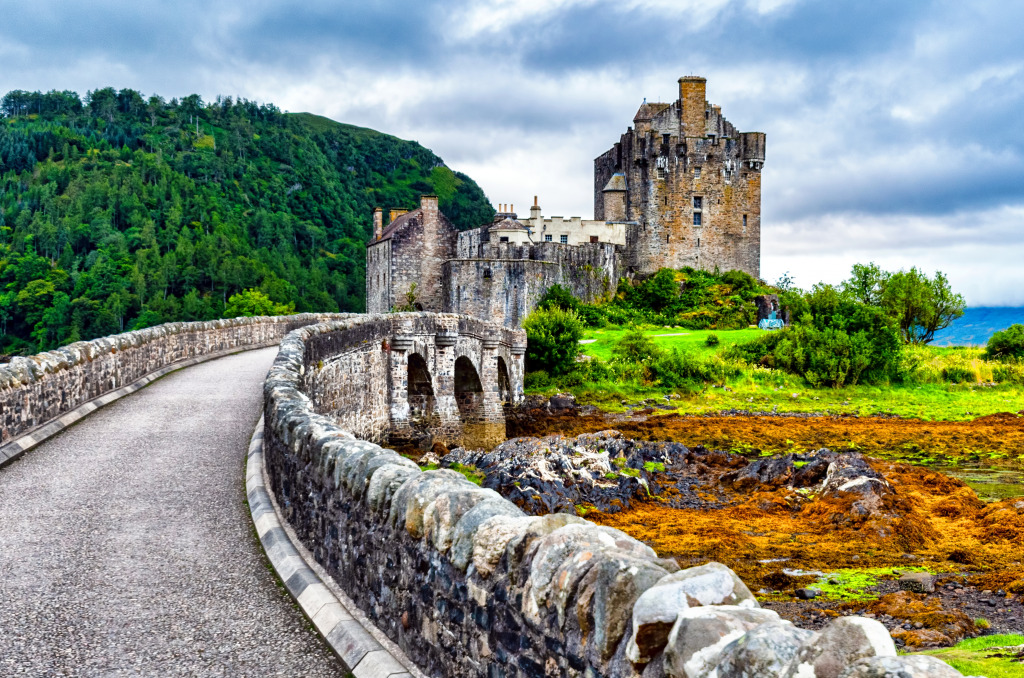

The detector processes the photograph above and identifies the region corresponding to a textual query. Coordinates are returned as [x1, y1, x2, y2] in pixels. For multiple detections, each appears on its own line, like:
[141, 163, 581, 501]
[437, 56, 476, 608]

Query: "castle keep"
[595, 76, 765, 277]
[366, 76, 764, 327]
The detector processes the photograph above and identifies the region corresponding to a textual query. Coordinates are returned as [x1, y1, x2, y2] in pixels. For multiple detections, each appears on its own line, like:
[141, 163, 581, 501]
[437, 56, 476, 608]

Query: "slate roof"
[633, 101, 670, 123]
[377, 208, 420, 241]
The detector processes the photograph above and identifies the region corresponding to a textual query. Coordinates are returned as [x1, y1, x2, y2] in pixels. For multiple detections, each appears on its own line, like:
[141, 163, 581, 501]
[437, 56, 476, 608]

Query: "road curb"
[245, 417, 420, 678]
[0, 344, 266, 469]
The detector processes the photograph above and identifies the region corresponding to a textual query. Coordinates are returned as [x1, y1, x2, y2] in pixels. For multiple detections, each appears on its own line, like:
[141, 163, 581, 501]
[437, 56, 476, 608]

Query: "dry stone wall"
[0, 314, 338, 448]
[263, 317, 965, 678]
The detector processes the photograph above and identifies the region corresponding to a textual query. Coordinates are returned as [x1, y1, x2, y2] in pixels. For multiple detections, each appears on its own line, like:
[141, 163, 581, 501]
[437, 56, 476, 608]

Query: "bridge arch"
[406, 352, 435, 428]
[496, 356, 512, 406]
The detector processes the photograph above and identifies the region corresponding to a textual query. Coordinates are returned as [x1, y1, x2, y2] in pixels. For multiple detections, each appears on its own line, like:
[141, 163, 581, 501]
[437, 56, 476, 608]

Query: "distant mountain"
[932, 307, 1024, 346]
[0, 88, 494, 355]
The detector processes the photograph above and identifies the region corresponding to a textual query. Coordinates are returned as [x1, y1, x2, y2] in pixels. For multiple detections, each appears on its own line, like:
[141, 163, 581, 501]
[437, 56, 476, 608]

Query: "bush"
[612, 328, 663, 364]
[574, 304, 608, 328]
[705, 333, 720, 347]
[993, 363, 1024, 385]
[524, 370, 551, 390]
[522, 307, 584, 376]
[536, 284, 579, 312]
[986, 324, 1024, 361]
[942, 363, 977, 384]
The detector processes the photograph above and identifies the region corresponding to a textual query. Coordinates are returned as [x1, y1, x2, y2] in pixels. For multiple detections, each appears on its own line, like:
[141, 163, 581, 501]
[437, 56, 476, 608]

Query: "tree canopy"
[0, 88, 494, 355]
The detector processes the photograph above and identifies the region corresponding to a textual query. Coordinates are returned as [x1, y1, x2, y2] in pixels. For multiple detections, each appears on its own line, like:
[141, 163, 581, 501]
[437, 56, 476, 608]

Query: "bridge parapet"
[264, 313, 680, 677]
[0, 313, 344, 455]
[297, 313, 525, 450]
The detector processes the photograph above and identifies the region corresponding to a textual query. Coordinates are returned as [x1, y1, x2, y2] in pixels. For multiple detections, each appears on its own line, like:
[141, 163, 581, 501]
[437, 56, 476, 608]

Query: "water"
[932, 307, 1024, 347]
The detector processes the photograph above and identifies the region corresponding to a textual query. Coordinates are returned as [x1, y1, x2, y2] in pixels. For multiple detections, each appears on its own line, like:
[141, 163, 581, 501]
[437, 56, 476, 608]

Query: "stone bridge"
[302, 313, 525, 451]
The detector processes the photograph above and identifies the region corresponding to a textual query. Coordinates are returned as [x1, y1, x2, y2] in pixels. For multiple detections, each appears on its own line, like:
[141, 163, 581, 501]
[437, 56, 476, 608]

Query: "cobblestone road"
[0, 348, 345, 677]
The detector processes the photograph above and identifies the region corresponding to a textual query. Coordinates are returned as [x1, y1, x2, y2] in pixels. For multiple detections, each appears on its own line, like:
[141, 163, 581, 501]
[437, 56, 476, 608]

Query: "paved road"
[0, 348, 345, 677]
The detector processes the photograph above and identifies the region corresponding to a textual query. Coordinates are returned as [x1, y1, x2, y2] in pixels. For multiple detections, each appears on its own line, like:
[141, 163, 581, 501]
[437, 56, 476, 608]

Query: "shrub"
[522, 307, 584, 376]
[993, 363, 1024, 385]
[612, 328, 663, 364]
[705, 333, 720, 347]
[942, 363, 977, 384]
[524, 370, 551, 389]
[986, 324, 1024, 361]
[575, 304, 608, 328]
[536, 284, 579, 312]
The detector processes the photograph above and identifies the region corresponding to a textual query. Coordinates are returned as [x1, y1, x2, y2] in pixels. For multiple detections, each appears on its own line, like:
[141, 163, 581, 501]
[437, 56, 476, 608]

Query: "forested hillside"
[0, 88, 493, 355]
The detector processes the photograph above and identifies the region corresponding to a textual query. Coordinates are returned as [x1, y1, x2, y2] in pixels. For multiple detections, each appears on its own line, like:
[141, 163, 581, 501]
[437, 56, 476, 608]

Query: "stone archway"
[496, 356, 512, 406]
[454, 356, 483, 421]
[454, 355, 503, 449]
[407, 352, 435, 429]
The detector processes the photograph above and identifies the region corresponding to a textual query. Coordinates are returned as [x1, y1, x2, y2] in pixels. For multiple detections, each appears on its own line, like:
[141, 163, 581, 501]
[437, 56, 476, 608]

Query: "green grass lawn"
[916, 634, 1024, 677]
[568, 328, 1024, 421]
[580, 326, 763, 361]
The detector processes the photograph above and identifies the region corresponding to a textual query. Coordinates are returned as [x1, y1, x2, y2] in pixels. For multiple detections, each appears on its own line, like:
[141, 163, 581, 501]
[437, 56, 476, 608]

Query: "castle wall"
[365, 239, 392, 313]
[442, 243, 620, 328]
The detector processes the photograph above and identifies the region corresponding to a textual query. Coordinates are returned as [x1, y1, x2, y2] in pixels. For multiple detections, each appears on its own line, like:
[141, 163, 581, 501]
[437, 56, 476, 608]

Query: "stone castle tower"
[594, 76, 765, 277]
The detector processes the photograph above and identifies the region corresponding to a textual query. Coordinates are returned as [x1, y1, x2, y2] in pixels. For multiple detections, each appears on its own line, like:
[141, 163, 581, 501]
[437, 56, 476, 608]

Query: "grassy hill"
[0, 88, 494, 355]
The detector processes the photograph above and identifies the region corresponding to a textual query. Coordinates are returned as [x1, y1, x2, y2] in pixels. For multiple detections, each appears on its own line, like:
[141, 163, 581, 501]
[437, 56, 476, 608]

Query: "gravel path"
[0, 348, 345, 677]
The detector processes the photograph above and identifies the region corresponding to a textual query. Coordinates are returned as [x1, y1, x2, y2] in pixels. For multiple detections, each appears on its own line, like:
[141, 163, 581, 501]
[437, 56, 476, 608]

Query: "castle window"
[590, 236, 599, 243]
[499, 236, 509, 243]
[560, 235, 568, 244]
[694, 167, 702, 180]
[693, 197, 702, 209]
[693, 212, 702, 226]
[544, 234, 552, 242]
[743, 214, 747, 233]
[693, 196, 703, 226]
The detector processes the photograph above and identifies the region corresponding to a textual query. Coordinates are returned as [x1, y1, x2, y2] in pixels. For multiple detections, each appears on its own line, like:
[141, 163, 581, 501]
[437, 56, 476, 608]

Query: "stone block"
[783, 616, 897, 678]
[663, 606, 781, 678]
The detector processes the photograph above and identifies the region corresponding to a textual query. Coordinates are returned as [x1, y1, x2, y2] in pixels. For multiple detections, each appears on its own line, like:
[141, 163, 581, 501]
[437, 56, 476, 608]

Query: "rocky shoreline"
[435, 398, 1024, 651]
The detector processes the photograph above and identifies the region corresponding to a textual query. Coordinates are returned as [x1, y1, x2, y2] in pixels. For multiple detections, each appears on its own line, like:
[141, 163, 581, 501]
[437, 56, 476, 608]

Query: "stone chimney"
[389, 208, 409, 225]
[373, 207, 383, 240]
[678, 76, 707, 138]
[420, 195, 438, 219]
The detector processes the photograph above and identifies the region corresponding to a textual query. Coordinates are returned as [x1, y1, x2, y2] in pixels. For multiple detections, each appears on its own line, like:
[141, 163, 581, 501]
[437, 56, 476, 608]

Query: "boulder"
[626, 562, 759, 664]
[783, 616, 897, 678]
[663, 606, 781, 678]
[897, 572, 936, 594]
[839, 655, 964, 677]
[717, 621, 817, 678]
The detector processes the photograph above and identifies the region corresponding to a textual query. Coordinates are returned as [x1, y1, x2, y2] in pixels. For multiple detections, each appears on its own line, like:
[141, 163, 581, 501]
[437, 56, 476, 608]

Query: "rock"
[717, 621, 817, 678]
[549, 393, 578, 412]
[796, 588, 822, 600]
[471, 514, 540, 577]
[521, 522, 656, 626]
[897, 572, 935, 594]
[422, 487, 501, 553]
[663, 606, 781, 677]
[783, 616, 897, 678]
[839, 655, 964, 677]
[627, 562, 759, 665]
[575, 553, 670, 663]
[448, 497, 524, 571]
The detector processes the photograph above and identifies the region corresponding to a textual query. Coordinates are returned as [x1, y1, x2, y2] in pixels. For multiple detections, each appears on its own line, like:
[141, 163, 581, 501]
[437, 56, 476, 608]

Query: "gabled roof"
[633, 101, 670, 123]
[377, 208, 421, 241]
[491, 217, 527, 230]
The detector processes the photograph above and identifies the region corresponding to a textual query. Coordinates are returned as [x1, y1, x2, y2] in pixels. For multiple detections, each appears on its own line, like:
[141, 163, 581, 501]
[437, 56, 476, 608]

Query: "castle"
[366, 76, 765, 327]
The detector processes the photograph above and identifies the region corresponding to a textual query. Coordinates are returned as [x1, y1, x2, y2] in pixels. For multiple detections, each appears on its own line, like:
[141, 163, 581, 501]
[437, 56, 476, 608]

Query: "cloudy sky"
[2, 0, 1022, 304]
